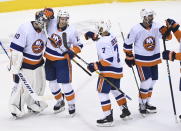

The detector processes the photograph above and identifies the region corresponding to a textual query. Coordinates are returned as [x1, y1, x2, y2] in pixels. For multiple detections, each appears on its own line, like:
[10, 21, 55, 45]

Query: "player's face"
[143, 14, 154, 26]
[58, 17, 69, 28]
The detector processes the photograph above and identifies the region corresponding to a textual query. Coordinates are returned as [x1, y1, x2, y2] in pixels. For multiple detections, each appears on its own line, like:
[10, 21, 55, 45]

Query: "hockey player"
[85, 20, 131, 126]
[9, 9, 54, 118]
[162, 18, 181, 119]
[44, 9, 83, 116]
[123, 9, 172, 114]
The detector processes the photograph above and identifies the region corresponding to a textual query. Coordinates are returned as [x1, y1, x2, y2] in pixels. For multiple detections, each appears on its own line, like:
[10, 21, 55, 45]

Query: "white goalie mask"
[96, 19, 111, 34]
[35, 11, 49, 29]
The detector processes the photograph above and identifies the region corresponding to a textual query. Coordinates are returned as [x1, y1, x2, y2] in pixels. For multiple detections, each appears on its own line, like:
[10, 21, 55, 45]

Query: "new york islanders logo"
[143, 36, 156, 51]
[32, 39, 44, 54]
[50, 33, 62, 48]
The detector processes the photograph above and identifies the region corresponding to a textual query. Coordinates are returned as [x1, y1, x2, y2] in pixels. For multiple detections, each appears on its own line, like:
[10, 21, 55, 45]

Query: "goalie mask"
[57, 9, 69, 28]
[35, 11, 49, 29]
[96, 19, 111, 35]
[140, 9, 156, 25]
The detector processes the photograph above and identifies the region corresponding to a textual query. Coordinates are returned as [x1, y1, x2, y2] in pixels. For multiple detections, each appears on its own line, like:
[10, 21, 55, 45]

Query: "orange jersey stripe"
[100, 73, 123, 79]
[135, 59, 162, 66]
[23, 58, 41, 65]
[99, 60, 111, 66]
[44, 53, 66, 61]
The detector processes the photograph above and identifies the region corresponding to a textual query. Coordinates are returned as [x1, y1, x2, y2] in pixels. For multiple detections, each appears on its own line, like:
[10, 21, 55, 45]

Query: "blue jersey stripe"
[45, 47, 64, 56]
[99, 66, 123, 72]
[10, 42, 24, 52]
[135, 53, 160, 61]
[23, 52, 42, 60]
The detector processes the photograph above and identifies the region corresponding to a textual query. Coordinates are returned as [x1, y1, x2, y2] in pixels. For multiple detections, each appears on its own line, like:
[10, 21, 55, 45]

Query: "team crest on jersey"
[143, 36, 156, 51]
[32, 39, 44, 54]
[50, 33, 62, 48]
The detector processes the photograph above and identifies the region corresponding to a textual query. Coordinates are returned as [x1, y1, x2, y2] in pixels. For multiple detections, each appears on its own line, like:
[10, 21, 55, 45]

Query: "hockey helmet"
[140, 9, 155, 19]
[35, 11, 49, 29]
[96, 19, 111, 34]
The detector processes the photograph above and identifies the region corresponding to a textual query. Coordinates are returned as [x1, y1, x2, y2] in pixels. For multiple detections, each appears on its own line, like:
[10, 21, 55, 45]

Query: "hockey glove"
[159, 26, 172, 40]
[87, 62, 102, 73]
[162, 50, 176, 61]
[43, 8, 54, 19]
[84, 31, 98, 41]
[125, 53, 135, 68]
[166, 18, 180, 32]
[62, 50, 75, 59]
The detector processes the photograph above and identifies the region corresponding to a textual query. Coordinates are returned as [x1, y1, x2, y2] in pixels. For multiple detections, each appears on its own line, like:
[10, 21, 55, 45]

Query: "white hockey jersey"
[95, 33, 123, 79]
[44, 18, 83, 61]
[123, 22, 163, 66]
[10, 22, 47, 67]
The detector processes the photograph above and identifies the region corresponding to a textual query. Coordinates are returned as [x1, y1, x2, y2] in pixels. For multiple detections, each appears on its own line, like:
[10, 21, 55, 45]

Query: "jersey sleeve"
[10, 24, 27, 52]
[70, 29, 83, 54]
[123, 28, 135, 54]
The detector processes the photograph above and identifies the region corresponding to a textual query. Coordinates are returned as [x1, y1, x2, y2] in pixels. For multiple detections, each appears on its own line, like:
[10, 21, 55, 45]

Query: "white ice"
[0, 1, 181, 131]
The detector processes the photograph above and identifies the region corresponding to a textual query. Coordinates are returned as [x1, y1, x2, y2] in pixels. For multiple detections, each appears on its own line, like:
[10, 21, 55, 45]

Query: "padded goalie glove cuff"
[162, 50, 176, 61]
[125, 53, 135, 68]
[84, 31, 98, 41]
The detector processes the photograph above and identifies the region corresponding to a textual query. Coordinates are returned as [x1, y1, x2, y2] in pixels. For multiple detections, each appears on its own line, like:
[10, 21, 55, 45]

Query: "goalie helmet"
[96, 19, 111, 34]
[140, 8, 155, 19]
[35, 11, 49, 29]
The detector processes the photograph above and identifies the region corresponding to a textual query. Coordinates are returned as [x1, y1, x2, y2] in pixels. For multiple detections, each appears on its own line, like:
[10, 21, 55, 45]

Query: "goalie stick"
[0, 41, 42, 101]
[62, 32, 132, 100]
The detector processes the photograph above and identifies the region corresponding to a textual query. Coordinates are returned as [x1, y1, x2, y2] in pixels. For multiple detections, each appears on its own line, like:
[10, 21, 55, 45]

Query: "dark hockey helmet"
[35, 11, 49, 29]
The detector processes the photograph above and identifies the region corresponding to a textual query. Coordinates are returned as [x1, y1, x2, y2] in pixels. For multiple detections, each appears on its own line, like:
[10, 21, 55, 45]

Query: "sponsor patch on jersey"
[50, 33, 62, 48]
[32, 39, 44, 53]
[143, 36, 156, 51]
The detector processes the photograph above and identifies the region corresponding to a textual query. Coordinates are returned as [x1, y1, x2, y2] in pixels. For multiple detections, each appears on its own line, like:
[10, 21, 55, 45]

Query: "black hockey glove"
[162, 50, 176, 61]
[84, 31, 98, 41]
[63, 50, 75, 59]
[87, 62, 102, 73]
[166, 18, 180, 32]
[125, 53, 135, 68]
